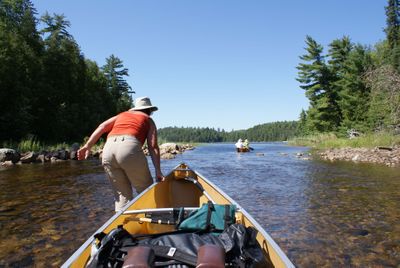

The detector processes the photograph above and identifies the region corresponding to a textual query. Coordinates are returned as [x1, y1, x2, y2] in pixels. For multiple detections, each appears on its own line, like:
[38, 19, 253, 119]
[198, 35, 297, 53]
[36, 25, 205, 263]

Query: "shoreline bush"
[288, 132, 400, 149]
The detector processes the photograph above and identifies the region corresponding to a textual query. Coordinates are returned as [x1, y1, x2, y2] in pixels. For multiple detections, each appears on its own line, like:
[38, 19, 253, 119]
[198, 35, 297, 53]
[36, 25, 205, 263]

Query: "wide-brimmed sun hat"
[130, 97, 158, 112]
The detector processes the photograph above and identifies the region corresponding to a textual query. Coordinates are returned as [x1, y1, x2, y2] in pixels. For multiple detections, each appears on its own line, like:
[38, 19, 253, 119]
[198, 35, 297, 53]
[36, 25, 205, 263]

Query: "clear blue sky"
[32, 0, 387, 131]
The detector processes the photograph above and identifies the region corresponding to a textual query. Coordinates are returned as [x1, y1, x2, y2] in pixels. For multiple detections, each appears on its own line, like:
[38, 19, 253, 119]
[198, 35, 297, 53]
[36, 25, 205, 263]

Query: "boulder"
[1, 160, 14, 166]
[70, 143, 80, 160]
[182, 144, 194, 150]
[160, 143, 180, 155]
[0, 148, 20, 164]
[44, 151, 52, 162]
[352, 154, 360, 162]
[143, 143, 195, 159]
[36, 154, 46, 163]
[20, 152, 38, 164]
[56, 149, 69, 160]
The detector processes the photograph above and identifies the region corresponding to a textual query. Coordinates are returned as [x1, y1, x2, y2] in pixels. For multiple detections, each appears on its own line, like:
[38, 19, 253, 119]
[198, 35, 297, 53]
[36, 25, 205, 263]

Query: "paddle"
[123, 207, 199, 215]
[123, 207, 193, 225]
[127, 217, 177, 225]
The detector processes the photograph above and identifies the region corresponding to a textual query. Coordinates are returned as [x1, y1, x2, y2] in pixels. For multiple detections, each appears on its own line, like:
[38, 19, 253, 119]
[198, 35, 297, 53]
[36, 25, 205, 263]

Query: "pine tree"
[327, 37, 352, 132]
[102, 55, 133, 114]
[297, 36, 339, 132]
[0, 0, 43, 141]
[385, 0, 400, 70]
[385, 0, 400, 50]
[38, 12, 86, 141]
[337, 44, 373, 132]
[297, 109, 308, 135]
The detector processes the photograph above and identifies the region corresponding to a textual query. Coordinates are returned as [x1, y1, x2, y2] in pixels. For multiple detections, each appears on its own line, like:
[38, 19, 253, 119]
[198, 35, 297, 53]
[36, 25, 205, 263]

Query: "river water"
[0, 143, 399, 267]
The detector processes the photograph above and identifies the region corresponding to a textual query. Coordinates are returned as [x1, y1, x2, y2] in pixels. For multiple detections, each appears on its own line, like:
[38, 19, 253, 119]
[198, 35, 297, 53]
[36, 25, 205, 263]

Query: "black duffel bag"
[87, 224, 267, 268]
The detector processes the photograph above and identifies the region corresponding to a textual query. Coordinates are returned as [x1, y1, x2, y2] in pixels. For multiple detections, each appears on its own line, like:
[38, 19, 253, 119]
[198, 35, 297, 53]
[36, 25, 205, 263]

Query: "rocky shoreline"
[0, 143, 195, 166]
[2, 143, 399, 167]
[317, 145, 400, 167]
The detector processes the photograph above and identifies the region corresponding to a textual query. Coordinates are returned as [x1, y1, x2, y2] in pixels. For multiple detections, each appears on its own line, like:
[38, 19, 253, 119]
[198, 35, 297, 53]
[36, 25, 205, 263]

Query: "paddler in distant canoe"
[243, 138, 254, 151]
[235, 138, 244, 152]
[243, 139, 249, 149]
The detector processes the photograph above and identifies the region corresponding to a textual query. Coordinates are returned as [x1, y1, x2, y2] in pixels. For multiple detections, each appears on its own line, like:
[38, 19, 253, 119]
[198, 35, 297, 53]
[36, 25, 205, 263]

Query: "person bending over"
[78, 97, 164, 212]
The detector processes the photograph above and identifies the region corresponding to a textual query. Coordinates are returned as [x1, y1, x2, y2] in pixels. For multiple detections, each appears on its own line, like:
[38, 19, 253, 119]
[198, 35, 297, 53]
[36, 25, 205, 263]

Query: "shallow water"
[0, 143, 399, 267]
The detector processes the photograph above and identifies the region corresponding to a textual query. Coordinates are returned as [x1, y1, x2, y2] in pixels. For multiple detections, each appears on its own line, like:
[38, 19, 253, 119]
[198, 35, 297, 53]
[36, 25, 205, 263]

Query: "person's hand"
[156, 175, 165, 182]
[156, 171, 165, 182]
[77, 145, 91, 160]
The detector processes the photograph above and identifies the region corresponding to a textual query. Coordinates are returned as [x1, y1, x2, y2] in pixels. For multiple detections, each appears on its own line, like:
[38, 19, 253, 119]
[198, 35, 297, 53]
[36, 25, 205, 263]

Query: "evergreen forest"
[1, 0, 399, 145]
[0, 0, 132, 143]
[296, 0, 400, 136]
[158, 121, 299, 143]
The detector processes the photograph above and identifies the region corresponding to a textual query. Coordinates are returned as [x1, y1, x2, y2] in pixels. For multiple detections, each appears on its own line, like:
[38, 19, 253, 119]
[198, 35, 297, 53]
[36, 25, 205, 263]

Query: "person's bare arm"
[77, 116, 117, 160]
[147, 118, 164, 181]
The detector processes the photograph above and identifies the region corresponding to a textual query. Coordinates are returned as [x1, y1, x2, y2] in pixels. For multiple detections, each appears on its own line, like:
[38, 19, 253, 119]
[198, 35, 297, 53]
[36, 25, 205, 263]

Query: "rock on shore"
[0, 148, 20, 164]
[0, 146, 78, 166]
[144, 143, 195, 159]
[318, 146, 400, 167]
[0, 143, 195, 165]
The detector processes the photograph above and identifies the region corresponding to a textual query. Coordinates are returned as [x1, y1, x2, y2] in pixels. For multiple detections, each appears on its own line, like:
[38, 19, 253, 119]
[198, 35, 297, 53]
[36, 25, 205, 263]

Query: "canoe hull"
[62, 163, 294, 268]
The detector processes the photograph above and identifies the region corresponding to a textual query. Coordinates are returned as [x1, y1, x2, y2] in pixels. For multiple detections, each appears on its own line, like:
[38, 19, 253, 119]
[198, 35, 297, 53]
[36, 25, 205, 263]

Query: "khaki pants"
[102, 135, 153, 211]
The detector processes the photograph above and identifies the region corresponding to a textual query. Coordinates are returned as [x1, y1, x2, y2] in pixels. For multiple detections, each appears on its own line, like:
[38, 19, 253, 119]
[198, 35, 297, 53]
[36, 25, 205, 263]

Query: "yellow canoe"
[62, 163, 294, 268]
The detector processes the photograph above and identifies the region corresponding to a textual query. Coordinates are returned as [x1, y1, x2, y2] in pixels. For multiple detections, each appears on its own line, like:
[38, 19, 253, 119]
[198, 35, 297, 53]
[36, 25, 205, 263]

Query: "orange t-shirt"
[108, 111, 150, 145]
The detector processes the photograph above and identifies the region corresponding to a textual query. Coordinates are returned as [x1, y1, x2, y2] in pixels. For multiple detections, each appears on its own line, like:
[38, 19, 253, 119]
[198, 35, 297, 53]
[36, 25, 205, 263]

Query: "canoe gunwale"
[193, 169, 295, 268]
[61, 163, 295, 268]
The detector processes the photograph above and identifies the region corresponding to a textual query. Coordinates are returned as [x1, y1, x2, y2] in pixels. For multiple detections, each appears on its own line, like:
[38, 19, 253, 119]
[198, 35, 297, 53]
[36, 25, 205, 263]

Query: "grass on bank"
[1, 136, 194, 153]
[289, 132, 400, 149]
[1, 137, 82, 153]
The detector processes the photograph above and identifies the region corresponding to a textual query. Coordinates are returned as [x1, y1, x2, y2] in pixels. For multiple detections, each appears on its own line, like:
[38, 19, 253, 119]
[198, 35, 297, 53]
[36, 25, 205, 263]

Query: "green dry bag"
[178, 202, 236, 232]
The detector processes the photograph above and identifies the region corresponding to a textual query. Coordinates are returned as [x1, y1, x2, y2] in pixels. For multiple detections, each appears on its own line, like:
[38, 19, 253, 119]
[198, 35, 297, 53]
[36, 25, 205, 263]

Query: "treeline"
[158, 121, 298, 142]
[0, 0, 132, 143]
[296, 0, 400, 136]
[3, 0, 399, 145]
[242, 121, 299, 141]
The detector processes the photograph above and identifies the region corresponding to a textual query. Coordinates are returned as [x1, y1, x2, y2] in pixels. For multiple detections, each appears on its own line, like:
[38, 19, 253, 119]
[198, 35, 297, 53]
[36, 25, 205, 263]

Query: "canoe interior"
[65, 163, 293, 268]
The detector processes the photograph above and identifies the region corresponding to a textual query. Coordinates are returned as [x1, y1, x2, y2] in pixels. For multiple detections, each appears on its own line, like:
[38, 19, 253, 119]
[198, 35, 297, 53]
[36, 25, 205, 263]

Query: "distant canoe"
[236, 147, 250, 153]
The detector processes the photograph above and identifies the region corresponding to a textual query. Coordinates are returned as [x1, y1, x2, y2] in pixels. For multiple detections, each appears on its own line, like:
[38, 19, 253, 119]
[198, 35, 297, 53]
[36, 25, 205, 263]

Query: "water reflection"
[0, 143, 399, 267]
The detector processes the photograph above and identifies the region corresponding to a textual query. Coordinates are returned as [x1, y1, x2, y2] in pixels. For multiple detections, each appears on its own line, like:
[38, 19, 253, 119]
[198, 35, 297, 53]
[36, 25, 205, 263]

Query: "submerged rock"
[350, 229, 369, 236]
